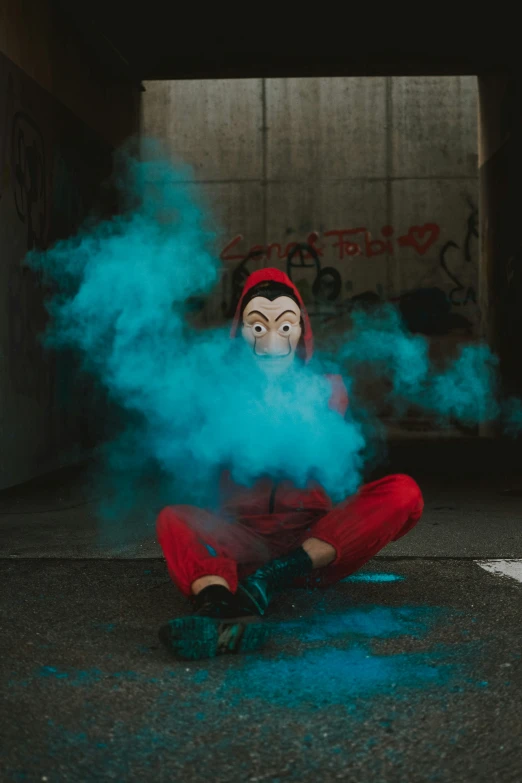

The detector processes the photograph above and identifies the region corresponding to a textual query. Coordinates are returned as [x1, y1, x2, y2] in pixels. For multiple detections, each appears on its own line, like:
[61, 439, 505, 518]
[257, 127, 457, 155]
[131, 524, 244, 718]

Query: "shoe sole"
[158, 615, 269, 661]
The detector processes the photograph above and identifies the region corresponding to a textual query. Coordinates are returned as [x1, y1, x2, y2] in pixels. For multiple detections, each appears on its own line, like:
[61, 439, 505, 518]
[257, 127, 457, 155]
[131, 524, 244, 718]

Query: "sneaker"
[158, 585, 269, 661]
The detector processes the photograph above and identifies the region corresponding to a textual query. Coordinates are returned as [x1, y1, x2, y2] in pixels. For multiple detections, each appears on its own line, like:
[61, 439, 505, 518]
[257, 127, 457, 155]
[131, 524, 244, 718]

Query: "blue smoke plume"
[29, 143, 366, 512]
[338, 307, 502, 427]
[28, 142, 520, 524]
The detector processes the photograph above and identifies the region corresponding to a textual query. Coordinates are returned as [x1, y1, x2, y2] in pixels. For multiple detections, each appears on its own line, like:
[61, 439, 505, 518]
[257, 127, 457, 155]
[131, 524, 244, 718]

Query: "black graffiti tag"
[8, 111, 49, 399]
[439, 200, 478, 306]
[11, 111, 47, 251]
[464, 198, 479, 263]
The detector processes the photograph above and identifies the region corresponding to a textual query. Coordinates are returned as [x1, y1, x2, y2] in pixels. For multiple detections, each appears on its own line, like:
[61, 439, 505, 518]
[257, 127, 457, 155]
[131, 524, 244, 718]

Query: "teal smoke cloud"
[28, 143, 520, 516]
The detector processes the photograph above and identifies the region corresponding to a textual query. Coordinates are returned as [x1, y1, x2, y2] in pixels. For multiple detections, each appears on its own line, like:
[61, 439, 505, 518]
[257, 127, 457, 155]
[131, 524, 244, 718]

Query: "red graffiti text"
[220, 224, 441, 262]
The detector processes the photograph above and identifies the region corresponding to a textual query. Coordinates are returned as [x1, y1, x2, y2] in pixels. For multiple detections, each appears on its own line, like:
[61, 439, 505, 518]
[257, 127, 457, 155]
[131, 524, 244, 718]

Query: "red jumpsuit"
[157, 268, 423, 596]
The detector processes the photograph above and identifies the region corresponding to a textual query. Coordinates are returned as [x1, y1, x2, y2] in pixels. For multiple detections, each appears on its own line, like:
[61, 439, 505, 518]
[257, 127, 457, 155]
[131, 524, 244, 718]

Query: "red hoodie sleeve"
[325, 374, 349, 416]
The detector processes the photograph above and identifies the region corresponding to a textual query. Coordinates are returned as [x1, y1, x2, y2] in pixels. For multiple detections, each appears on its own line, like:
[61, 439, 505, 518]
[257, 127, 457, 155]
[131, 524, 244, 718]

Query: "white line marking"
[476, 559, 522, 584]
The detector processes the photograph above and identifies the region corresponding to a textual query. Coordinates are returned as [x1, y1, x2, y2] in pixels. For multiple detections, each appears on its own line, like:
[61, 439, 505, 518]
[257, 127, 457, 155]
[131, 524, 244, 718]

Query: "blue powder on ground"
[45, 718, 179, 774]
[278, 606, 439, 642]
[215, 605, 465, 709]
[17, 606, 472, 721]
[223, 646, 451, 708]
[14, 665, 180, 690]
[34, 666, 142, 686]
[39, 666, 70, 680]
[342, 573, 405, 583]
[38, 666, 103, 684]
[112, 671, 140, 681]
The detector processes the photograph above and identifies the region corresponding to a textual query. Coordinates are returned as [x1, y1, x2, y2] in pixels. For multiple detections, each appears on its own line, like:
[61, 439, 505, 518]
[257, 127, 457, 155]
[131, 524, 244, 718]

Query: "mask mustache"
[253, 344, 292, 359]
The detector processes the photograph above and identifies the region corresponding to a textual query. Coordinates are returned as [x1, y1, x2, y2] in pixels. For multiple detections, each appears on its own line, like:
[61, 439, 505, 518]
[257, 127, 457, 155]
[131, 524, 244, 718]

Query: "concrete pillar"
[478, 75, 522, 397]
[0, 0, 140, 489]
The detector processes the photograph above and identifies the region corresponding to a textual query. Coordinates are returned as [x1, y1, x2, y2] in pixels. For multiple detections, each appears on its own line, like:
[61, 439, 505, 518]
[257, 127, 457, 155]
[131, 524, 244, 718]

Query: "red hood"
[230, 267, 313, 362]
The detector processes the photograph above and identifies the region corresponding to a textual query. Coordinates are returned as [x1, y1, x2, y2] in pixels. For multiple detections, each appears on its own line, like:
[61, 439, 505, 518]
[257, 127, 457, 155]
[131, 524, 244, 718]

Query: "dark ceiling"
[54, 2, 517, 84]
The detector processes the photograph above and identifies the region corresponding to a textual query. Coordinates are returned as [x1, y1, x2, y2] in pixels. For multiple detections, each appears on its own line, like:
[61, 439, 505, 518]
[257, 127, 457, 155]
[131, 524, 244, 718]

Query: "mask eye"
[278, 322, 293, 335]
[252, 323, 267, 336]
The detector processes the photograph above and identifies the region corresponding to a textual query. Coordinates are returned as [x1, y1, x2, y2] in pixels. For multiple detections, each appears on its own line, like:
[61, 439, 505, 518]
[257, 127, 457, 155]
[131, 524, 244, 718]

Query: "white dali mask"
[241, 296, 302, 375]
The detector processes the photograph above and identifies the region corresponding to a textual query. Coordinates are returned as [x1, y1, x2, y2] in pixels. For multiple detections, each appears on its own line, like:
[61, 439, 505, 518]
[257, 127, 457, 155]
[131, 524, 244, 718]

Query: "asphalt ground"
[1, 557, 521, 782]
[2, 440, 522, 781]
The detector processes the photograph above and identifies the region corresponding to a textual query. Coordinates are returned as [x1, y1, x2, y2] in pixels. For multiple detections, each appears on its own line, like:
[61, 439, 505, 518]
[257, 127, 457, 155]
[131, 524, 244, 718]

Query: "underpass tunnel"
[4, 5, 522, 780]
[0, 4, 521, 517]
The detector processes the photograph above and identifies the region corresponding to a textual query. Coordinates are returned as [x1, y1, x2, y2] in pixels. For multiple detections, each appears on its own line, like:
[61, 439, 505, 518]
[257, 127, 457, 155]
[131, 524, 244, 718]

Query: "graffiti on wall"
[221, 200, 479, 337]
[438, 198, 478, 307]
[7, 84, 50, 403]
[221, 223, 441, 263]
[12, 110, 48, 251]
[1, 54, 113, 469]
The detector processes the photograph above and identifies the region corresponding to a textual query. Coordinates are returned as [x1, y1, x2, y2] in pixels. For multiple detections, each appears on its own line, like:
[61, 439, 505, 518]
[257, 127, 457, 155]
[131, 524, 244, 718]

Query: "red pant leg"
[302, 474, 423, 586]
[156, 505, 273, 596]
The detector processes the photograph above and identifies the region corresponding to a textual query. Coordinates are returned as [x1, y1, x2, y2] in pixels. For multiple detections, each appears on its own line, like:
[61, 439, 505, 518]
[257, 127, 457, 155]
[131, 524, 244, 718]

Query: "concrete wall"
[142, 76, 479, 431]
[0, 1, 140, 489]
[143, 77, 479, 337]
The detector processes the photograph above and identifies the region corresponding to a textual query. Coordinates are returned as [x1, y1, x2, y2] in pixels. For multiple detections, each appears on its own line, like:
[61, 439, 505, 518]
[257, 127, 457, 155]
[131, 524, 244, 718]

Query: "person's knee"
[156, 505, 190, 535]
[388, 474, 423, 510]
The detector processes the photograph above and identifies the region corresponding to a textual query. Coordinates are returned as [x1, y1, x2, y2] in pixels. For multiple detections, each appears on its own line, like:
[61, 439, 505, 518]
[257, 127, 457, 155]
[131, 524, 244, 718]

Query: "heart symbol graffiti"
[397, 223, 440, 255]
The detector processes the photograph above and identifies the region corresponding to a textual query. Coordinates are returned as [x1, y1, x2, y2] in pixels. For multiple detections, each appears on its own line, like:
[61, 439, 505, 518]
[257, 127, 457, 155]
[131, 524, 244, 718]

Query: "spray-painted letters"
[220, 201, 479, 337]
[221, 224, 441, 262]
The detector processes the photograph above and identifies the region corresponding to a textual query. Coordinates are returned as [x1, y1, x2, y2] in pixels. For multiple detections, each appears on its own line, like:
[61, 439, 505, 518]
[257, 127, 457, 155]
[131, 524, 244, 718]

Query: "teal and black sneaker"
[158, 585, 268, 661]
[237, 547, 314, 616]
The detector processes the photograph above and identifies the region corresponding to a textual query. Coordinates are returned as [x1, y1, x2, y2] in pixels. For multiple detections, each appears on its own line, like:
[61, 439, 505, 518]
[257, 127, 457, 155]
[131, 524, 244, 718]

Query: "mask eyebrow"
[245, 310, 269, 322]
[275, 309, 299, 322]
